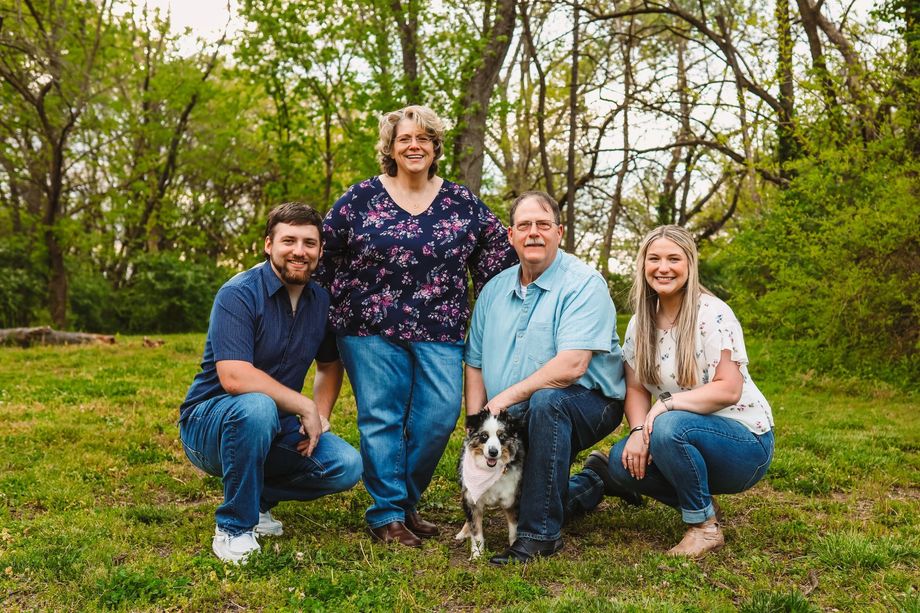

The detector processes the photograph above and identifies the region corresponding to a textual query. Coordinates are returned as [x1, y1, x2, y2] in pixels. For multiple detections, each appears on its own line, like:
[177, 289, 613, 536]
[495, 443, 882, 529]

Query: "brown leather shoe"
[367, 521, 422, 547]
[405, 511, 439, 538]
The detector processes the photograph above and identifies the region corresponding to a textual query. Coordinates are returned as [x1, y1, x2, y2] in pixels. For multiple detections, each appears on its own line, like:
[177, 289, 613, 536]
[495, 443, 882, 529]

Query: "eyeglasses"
[514, 220, 558, 232]
[395, 134, 433, 145]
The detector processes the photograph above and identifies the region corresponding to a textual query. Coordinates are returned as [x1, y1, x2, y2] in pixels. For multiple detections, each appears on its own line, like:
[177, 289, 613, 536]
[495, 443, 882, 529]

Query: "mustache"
[524, 239, 545, 247]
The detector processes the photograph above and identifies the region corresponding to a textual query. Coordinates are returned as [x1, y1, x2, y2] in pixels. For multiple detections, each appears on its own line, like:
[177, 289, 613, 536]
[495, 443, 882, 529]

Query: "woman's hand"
[642, 401, 669, 446]
[621, 430, 651, 479]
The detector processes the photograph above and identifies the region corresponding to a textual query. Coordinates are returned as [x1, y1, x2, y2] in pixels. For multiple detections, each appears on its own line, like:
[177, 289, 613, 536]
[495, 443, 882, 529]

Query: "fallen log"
[0, 326, 116, 347]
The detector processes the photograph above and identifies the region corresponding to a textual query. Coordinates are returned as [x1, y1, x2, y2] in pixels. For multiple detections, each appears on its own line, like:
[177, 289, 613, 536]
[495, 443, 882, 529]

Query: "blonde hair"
[376, 105, 445, 179]
[629, 225, 711, 388]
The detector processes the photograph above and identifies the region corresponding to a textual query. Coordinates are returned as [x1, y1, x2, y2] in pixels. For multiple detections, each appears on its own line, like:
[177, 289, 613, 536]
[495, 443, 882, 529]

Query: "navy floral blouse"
[316, 177, 516, 342]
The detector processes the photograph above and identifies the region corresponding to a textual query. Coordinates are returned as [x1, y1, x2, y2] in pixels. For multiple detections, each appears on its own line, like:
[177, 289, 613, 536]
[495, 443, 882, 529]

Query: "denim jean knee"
[179, 393, 281, 535]
[513, 385, 622, 541]
[646, 412, 774, 523]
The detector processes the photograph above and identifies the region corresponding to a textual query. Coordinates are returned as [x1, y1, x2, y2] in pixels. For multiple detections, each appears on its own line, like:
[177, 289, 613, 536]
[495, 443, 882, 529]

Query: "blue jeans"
[179, 393, 362, 536]
[600, 411, 774, 523]
[337, 335, 463, 529]
[507, 385, 624, 542]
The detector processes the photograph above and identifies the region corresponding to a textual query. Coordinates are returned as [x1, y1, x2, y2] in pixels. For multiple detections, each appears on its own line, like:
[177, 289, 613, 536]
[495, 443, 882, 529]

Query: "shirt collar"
[260, 260, 317, 306]
[259, 260, 286, 297]
[513, 250, 564, 294]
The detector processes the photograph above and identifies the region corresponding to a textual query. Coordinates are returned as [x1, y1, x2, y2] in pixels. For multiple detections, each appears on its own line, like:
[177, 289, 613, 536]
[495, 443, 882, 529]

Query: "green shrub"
[0, 238, 46, 327]
[70, 254, 232, 333]
[117, 253, 230, 333]
[716, 136, 919, 386]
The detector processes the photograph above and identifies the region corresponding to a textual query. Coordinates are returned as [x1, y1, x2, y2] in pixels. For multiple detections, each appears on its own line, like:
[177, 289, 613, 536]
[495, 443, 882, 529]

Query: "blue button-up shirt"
[180, 261, 337, 421]
[465, 250, 625, 401]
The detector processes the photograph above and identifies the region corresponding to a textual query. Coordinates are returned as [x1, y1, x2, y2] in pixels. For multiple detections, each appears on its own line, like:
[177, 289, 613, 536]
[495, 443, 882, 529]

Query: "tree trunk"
[391, 0, 421, 102]
[776, 0, 796, 179]
[452, 0, 517, 194]
[564, 0, 580, 252]
[0, 327, 115, 347]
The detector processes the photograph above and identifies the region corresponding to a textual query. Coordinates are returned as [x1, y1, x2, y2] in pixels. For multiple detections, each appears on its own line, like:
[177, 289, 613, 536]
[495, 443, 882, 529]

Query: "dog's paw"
[455, 522, 470, 540]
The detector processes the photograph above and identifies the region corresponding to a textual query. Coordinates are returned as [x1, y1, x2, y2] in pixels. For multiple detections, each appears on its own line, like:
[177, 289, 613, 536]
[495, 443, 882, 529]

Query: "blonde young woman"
[584, 225, 774, 558]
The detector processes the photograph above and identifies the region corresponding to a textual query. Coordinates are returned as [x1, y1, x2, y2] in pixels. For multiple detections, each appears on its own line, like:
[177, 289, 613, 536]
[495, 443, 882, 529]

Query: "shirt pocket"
[525, 322, 556, 368]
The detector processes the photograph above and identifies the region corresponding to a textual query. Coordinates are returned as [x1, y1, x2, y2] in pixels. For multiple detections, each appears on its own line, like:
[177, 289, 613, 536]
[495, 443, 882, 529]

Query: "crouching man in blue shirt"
[179, 203, 362, 564]
[465, 191, 640, 565]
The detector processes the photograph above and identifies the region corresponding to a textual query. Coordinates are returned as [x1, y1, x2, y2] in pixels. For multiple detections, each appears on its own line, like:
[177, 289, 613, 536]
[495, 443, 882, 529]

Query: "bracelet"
[629, 425, 644, 434]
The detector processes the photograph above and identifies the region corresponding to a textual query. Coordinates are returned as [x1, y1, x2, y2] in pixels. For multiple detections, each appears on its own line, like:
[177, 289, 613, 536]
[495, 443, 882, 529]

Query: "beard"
[271, 254, 314, 285]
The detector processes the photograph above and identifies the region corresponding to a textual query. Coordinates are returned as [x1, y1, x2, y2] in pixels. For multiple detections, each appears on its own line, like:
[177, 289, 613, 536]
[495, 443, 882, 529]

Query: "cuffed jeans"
[507, 385, 624, 542]
[583, 411, 774, 524]
[179, 392, 362, 536]
[337, 335, 463, 529]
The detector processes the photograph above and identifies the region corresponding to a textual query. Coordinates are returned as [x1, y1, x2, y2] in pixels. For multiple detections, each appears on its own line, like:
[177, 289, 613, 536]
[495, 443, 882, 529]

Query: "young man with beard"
[179, 203, 361, 564]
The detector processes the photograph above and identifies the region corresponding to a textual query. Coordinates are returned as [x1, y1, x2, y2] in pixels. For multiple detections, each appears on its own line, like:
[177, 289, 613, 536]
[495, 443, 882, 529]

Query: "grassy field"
[0, 332, 917, 611]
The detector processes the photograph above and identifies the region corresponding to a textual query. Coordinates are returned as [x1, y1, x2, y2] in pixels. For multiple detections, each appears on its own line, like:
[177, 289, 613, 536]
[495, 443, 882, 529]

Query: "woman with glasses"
[316, 105, 516, 546]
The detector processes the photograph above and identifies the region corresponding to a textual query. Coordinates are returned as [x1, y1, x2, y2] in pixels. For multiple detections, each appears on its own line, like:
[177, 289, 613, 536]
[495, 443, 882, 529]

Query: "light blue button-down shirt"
[465, 250, 626, 401]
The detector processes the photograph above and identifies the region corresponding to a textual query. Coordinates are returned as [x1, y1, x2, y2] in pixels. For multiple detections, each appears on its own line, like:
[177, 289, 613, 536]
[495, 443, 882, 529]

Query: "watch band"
[659, 392, 673, 411]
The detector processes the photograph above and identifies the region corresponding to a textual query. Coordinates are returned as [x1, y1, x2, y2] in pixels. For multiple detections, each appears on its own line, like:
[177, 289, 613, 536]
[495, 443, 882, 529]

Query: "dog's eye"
[479, 433, 489, 443]
[498, 434, 506, 442]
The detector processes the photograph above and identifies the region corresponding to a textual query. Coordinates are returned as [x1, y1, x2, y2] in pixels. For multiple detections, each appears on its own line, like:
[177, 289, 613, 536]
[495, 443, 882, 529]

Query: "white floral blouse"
[623, 294, 774, 434]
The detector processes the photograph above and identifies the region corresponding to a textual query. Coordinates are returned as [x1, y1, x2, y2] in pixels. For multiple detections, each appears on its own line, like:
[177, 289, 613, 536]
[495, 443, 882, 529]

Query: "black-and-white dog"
[455, 409, 525, 560]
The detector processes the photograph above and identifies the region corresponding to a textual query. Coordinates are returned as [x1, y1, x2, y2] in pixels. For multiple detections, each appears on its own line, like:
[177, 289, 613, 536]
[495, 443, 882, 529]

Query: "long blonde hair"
[629, 225, 710, 388]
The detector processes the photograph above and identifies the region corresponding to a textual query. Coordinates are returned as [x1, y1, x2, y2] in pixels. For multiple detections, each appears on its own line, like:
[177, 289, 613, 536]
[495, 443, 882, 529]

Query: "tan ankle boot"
[667, 517, 724, 558]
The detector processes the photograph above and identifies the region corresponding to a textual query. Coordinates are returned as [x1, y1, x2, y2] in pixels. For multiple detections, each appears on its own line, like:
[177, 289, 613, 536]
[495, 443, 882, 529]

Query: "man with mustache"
[179, 202, 361, 564]
[465, 191, 637, 565]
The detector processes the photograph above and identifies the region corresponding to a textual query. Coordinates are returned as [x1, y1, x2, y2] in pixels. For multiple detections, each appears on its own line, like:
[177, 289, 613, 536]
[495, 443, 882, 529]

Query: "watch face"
[659, 392, 671, 400]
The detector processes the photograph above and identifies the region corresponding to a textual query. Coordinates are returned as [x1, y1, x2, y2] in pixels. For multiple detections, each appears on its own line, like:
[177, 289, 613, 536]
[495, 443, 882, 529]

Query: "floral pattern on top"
[622, 294, 774, 434]
[315, 177, 517, 342]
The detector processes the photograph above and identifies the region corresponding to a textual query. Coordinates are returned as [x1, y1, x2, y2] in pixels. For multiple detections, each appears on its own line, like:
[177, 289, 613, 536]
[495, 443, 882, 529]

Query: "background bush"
[714, 135, 919, 385]
[0, 237, 46, 328]
[70, 254, 232, 334]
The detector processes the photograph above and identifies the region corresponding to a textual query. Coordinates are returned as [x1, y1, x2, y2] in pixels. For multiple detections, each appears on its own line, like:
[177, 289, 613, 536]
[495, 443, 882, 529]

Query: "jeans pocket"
[741, 434, 774, 490]
[182, 441, 219, 477]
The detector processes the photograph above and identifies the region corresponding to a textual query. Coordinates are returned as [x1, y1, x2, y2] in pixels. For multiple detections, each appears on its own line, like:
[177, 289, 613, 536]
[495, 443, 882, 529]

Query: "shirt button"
[513, 357, 519, 364]
[516, 333, 523, 338]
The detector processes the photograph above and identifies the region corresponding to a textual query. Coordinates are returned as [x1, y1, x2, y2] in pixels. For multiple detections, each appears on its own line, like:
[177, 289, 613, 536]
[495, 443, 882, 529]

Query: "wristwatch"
[658, 392, 674, 411]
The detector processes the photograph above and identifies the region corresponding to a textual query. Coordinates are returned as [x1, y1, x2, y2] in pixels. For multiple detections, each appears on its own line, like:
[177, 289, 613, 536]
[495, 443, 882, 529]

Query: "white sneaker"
[255, 511, 284, 537]
[212, 527, 261, 564]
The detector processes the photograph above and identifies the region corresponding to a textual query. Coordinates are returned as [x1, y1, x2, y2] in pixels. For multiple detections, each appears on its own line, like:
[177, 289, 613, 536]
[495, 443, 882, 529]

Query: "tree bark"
[391, 0, 421, 102]
[776, 0, 796, 178]
[564, 0, 580, 251]
[452, 0, 517, 194]
[0, 327, 115, 347]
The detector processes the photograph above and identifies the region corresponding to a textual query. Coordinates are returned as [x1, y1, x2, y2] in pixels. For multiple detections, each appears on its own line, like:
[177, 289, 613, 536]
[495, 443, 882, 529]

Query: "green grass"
[0, 334, 917, 611]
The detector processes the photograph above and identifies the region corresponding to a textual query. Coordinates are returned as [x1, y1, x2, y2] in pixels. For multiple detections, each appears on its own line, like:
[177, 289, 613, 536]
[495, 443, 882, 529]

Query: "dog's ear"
[465, 409, 488, 432]
[502, 410, 526, 437]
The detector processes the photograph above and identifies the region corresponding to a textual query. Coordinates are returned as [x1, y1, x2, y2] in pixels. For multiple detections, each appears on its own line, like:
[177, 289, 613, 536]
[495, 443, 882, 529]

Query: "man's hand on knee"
[296, 401, 323, 456]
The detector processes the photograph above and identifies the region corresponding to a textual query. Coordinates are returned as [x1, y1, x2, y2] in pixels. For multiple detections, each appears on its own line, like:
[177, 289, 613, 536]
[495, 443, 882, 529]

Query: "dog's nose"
[487, 447, 499, 458]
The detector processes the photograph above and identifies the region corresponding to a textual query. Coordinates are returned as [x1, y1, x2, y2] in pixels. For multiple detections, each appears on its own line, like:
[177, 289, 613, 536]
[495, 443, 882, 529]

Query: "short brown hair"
[264, 202, 323, 240]
[509, 191, 561, 225]
[376, 105, 445, 180]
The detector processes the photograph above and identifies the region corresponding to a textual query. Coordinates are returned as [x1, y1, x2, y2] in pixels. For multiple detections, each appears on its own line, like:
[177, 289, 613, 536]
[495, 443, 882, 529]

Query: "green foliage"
[117, 253, 230, 333]
[716, 136, 919, 385]
[0, 237, 46, 327]
[69, 254, 231, 333]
